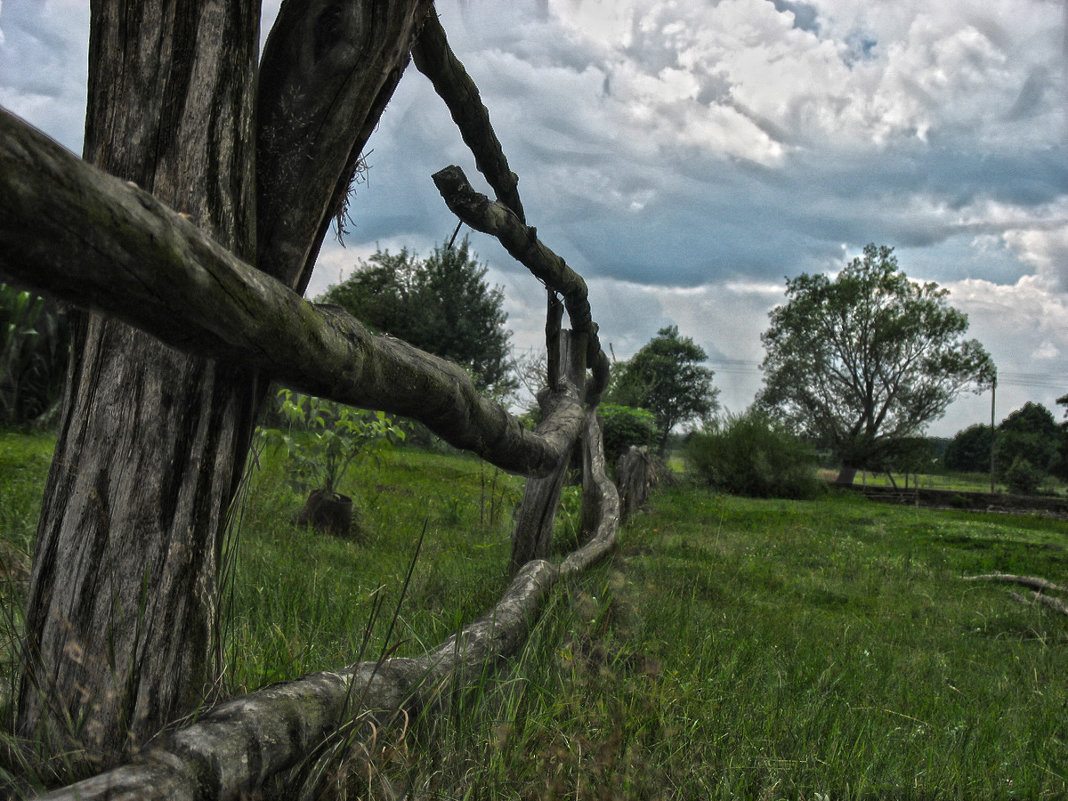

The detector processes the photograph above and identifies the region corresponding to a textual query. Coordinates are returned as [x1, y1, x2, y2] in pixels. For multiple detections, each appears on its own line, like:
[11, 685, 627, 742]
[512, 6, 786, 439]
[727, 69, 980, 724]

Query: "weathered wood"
[1, 0, 628, 789]
[0, 109, 583, 478]
[431, 165, 610, 399]
[962, 573, 1067, 594]
[15, 0, 263, 762]
[562, 409, 621, 576]
[617, 445, 655, 525]
[412, 11, 525, 222]
[257, 0, 433, 292]
[1007, 591, 1068, 616]
[510, 323, 583, 571]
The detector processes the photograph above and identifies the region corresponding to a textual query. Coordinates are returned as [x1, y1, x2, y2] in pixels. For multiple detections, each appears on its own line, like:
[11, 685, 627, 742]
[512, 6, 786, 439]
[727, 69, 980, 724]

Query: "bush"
[995, 431, 1057, 492]
[685, 410, 823, 499]
[598, 403, 658, 468]
[1003, 456, 1045, 496]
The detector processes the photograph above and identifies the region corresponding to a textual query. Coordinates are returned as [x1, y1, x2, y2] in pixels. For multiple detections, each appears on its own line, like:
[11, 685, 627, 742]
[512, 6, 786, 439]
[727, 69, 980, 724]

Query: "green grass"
[826, 467, 1068, 496]
[0, 430, 1066, 798]
[390, 488, 1067, 800]
[222, 443, 526, 691]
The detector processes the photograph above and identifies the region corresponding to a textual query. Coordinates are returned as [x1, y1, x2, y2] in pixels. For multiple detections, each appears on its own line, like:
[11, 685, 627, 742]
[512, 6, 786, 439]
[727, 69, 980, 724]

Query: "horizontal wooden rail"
[0, 108, 582, 477]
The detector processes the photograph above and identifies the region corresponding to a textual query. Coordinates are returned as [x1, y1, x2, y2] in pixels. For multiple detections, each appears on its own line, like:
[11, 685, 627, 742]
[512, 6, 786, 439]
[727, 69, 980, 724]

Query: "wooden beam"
[0, 108, 580, 477]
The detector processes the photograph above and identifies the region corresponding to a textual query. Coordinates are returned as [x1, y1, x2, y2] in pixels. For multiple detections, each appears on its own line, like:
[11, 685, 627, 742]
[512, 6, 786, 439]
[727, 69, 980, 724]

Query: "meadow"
[0, 430, 1065, 799]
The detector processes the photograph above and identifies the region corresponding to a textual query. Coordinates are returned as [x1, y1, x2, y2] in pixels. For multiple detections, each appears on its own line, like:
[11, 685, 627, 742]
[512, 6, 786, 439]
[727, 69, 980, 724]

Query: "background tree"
[321, 236, 516, 397]
[757, 243, 995, 484]
[943, 423, 993, 473]
[995, 402, 1061, 493]
[607, 325, 718, 454]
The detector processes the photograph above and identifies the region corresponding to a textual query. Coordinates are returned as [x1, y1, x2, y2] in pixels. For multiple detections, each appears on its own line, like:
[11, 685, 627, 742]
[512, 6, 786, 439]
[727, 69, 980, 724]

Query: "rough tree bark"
[16, 0, 262, 765]
[617, 446, 655, 525]
[14, 0, 432, 768]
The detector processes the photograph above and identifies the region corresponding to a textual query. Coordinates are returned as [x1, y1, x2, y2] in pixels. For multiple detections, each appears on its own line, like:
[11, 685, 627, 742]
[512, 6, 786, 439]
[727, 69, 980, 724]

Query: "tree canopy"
[608, 325, 718, 453]
[994, 401, 1063, 491]
[321, 236, 516, 397]
[757, 243, 994, 483]
[943, 423, 993, 473]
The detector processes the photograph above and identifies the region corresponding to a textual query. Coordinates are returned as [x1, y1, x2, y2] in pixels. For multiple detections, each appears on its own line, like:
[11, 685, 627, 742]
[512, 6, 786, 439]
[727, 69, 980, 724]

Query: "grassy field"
[0, 431, 1066, 799]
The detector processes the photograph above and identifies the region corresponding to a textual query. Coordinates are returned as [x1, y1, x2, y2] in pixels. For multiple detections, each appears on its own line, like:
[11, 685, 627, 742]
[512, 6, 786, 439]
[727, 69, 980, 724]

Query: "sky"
[1, 0, 1066, 436]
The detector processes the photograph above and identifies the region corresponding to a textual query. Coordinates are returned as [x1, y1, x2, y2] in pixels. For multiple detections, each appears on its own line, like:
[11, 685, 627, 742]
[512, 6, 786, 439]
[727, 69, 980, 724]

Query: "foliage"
[0, 284, 69, 427]
[608, 325, 718, 453]
[1002, 455, 1046, 495]
[758, 244, 994, 478]
[321, 236, 516, 398]
[876, 436, 937, 483]
[685, 409, 823, 499]
[597, 403, 658, 467]
[993, 402, 1061, 491]
[258, 389, 404, 495]
[943, 423, 993, 473]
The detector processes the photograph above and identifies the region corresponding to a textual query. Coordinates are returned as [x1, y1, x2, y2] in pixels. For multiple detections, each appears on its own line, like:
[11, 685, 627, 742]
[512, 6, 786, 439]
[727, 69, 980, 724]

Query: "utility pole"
[990, 374, 997, 494]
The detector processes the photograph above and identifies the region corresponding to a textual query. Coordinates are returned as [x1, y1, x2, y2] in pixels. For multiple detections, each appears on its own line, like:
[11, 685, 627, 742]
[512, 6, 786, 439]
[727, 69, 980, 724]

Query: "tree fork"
[9, 0, 436, 767]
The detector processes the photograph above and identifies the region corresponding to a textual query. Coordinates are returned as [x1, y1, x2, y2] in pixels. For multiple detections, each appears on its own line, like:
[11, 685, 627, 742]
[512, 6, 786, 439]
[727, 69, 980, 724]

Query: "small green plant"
[258, 391, 406, 538]
[260, 389, 405, 497]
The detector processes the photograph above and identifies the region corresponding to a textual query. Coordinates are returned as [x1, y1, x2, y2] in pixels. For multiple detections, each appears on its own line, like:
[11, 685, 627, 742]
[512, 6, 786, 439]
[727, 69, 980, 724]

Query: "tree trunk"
[835, 464, 858, 485]
[17, 0, 260, 765]
[16, 0, 432, 769]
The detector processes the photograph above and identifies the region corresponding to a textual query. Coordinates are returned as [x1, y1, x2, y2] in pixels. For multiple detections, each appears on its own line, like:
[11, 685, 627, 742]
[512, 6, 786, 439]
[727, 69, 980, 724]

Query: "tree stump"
[617, 445, 655, 524]
[296, 489, 355, 539]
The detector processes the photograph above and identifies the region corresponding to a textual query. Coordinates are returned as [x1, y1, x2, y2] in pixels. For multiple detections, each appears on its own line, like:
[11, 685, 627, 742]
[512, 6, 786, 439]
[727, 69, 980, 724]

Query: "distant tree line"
[944, 400, 1068, 494]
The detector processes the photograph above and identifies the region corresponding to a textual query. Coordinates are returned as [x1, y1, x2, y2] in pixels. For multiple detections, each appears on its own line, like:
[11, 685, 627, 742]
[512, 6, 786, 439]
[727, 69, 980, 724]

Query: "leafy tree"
[757, 244, 994, 484]
[321, 236, 516, 397]
[994, 402, 1061, 491]
[608, 325, 718, 454]
[943, 424, 993, 473]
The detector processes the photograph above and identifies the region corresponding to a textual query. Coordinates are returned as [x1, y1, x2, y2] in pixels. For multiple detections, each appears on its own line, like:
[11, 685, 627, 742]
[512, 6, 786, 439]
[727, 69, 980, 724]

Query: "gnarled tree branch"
[962, 573, 1067, 595]
[431, 165, 611, 400]
[412, 11, 525, 222]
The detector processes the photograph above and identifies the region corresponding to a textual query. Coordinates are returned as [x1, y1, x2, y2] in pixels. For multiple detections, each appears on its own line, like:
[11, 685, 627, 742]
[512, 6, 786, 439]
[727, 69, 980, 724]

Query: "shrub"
[1003, 455, 1045, 496]
[598, 403, 658, 468]
[685, 410, 823, 499]
[995, 431, 1057, 492]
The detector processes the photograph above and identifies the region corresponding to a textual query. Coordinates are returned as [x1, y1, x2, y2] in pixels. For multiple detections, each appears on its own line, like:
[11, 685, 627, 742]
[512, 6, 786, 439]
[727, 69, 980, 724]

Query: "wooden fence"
[0, 12, 627, 800]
